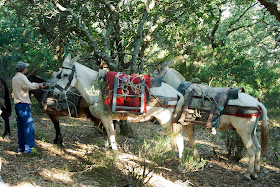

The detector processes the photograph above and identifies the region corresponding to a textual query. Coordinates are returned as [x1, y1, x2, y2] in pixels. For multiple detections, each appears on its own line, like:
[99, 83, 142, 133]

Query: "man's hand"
[45, 83, 52, 87]
[39, 83, 52, 89]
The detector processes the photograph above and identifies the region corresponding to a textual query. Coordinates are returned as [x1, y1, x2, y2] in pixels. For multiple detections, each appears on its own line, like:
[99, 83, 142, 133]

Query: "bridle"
[55, 65, 76, 92]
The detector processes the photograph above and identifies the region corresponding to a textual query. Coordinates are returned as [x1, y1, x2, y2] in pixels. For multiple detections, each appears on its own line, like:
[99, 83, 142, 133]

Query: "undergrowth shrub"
[139, 135, 173, 166]
[181, 149, 206, 172]
[219, 129, 246, 161]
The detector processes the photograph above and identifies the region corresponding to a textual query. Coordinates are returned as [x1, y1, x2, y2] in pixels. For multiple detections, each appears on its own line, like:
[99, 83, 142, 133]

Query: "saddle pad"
[104, 71, 151, 113]
[183, 83, 229, 115]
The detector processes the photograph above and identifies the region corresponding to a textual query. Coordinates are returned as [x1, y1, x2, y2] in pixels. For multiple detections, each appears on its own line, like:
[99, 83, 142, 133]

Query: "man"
[12, 61, 50, 153]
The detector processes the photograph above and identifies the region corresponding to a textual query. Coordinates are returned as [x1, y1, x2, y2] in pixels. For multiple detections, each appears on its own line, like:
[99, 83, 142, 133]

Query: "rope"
[150, 95, 169, 109]
[42, 84, 81, 118]
[113, 73, 175, 110]
[114, 73, 144, 96]
[193, 84, 218, 107]
[63, 88, 82, 118]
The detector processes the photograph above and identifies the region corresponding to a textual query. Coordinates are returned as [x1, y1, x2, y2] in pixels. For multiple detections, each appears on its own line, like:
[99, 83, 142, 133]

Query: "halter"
[55, 65, 76, 92]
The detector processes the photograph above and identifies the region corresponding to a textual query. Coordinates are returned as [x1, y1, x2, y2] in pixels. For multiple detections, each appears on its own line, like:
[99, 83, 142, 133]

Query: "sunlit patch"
[40, 117, 52, 121]
[0, 136, 12, 143]
[65, 142, 91, 157]
[36, 140, 68, 157]
[196, 140, 223, 149]
[40, 168, 73, 183]
[58, 118, 92, 127]
[3, 150, 18, 156]
[36, 140, 92, 161]
[36, 140, 75, 160]
[208, 160, 243, 172]
[13, 182, 35, 187]
[115, 152, 192, 186]
[264, 165, 280, 172]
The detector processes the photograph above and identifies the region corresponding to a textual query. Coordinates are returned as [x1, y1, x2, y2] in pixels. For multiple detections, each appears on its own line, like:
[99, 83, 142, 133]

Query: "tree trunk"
[259, 0, 280, 22]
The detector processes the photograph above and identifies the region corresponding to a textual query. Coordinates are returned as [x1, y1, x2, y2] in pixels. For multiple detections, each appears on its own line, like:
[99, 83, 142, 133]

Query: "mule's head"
[153, 60, 186, 89]
[53, 54, 79, 98]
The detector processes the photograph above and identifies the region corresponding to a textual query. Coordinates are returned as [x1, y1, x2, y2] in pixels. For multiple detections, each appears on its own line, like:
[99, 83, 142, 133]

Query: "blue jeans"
[15, 103, 35, 152]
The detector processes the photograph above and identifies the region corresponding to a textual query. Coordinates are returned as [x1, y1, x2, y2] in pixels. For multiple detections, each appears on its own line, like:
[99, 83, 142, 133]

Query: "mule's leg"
[172, 123, 184, 159]
[88, 105, 117, 150]
[154, 110, 184, 159]
[235, 124, 257, 180]
[100, 117, 117, 150]
[251, 120, 261, 174]
[182, 124, 199, 158]
[48, 114, 63, 147]
[1, 109, 11, 137]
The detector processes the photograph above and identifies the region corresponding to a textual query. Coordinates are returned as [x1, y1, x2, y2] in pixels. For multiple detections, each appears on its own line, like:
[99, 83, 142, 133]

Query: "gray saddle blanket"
[178, 81, 237, 115]
[178, 81, 244, 128]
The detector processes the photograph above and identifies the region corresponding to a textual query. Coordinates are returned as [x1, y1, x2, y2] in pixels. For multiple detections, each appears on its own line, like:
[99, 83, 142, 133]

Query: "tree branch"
[130, 10, 148, 73]
[258, 0, 280, 22]
[226, 3, 258, 36]
[209, 8, 222, 49]
[51, 0, 114, 67]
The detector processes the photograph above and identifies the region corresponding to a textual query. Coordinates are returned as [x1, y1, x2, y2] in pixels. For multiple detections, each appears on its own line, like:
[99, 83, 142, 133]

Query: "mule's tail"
[0, 78, 12, 116]
[258, 102, 269, 156]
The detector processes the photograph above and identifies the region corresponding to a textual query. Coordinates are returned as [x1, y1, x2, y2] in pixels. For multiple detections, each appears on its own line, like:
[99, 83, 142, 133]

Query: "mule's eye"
[63, 74, 69, 77]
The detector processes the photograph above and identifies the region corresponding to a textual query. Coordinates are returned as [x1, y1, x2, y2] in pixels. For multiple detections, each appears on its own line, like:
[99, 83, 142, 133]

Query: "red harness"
[223, 106, 262, 118]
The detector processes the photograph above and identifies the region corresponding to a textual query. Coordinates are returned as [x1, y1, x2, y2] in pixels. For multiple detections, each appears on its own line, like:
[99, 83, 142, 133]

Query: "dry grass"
[0, 110, 279, 187]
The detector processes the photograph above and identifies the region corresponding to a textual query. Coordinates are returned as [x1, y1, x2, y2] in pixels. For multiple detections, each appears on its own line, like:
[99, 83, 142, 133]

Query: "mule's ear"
[166, 60, 174, 68]
[155, 60, 174, 75]
[52, 71, 58, 78]
[71, 55, 79, 64]
[66, 53, 71, 60]
[64, 53, 71, 63]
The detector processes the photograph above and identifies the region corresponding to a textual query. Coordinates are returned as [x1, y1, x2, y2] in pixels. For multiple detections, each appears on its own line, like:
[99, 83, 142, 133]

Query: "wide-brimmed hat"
[16, 61, 29, 71]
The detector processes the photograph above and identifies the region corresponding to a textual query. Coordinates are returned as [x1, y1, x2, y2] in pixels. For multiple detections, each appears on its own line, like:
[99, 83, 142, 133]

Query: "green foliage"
[138, 135, 173, 166]
[219, 130, 246, 161]
[0, 4, 56, 81]
[182, 149, 207, 172]
[0, 0, 279, 109]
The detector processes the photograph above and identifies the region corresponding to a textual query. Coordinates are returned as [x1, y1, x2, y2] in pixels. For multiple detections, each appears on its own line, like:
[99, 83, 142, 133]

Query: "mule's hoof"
[211, 127, 216, 135]
[111, 144, 118, 151]
[54, 141, 63, 148]
[243, 173, 257, 180]
[2, 133, 11, 140]
[250, 174, 257, 180]
[242, 174, 251, 181]
[3, 136, 11, 141]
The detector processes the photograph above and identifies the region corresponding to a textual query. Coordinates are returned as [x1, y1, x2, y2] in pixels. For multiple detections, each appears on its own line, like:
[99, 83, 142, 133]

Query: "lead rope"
[41, 84, 56, 109]
[62, 88, 82, 118]
[194, 84, 218, 107]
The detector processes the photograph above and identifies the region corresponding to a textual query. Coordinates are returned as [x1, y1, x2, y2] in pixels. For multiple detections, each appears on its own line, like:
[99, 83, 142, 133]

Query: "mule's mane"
[75, 62, 98, 75]
[27, 75, 45, 83]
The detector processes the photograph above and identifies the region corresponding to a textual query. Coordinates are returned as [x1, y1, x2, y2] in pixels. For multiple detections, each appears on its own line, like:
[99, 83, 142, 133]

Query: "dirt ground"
[0, 112, 279, 187]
